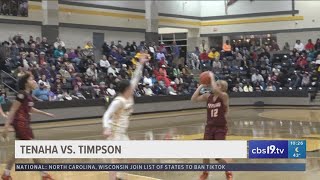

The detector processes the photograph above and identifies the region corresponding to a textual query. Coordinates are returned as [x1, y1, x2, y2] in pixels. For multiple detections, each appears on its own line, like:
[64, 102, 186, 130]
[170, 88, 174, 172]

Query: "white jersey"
[102, 62, 143, 136]
[103, 96, 133, 134]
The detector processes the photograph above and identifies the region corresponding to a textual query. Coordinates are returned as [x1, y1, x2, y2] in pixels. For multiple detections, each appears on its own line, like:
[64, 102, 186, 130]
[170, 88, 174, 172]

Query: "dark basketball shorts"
[203, 125, 227, 140]
[13, 123, 34, 140]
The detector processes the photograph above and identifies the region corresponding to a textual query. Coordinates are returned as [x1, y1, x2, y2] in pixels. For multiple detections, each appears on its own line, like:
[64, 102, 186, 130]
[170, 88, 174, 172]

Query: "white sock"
[4, 169, 10, 176]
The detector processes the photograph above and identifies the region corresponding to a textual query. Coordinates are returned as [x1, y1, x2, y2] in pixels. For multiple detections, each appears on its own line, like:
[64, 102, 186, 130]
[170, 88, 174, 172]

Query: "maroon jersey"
[12, 91, 34, 140]
[206, 94, 227, 127]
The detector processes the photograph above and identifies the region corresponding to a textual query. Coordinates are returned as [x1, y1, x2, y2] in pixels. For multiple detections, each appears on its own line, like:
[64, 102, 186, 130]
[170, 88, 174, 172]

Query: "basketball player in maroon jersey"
[191, 72, 233, 180]
[1, 73, 55, 180]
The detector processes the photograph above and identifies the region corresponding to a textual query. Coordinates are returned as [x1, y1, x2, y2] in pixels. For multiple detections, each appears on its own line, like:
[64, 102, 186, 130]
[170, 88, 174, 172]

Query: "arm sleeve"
[131, 63, 144, 90]
[102, 99, 123, 128]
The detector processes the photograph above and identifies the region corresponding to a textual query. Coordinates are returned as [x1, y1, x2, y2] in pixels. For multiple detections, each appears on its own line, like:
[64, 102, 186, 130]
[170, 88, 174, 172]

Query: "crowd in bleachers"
[1, 34, 320, 102]
[190, 39, 320, 93]
[0, 34, 194, 102]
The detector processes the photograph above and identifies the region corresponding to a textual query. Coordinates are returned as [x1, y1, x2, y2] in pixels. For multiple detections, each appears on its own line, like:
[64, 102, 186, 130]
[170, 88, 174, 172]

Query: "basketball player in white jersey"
[102, 54, 148, 180]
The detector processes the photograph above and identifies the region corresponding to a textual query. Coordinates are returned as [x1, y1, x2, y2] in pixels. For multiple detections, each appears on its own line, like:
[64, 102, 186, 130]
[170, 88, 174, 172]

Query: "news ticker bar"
[15, 163, 306, 171]
[15, 140, 306, 159]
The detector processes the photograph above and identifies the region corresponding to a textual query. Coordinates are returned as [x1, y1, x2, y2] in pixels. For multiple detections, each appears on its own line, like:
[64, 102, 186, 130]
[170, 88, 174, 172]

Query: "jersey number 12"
[211, 109, 218, 118]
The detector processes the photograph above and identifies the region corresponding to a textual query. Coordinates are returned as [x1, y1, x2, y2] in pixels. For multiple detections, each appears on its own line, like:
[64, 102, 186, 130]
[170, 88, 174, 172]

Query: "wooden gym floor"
[0, 106, 319, 180]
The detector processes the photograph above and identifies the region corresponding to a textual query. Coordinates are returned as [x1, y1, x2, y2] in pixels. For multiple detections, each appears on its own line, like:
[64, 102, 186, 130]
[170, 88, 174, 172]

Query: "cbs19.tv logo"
[249, 140, 306, 159]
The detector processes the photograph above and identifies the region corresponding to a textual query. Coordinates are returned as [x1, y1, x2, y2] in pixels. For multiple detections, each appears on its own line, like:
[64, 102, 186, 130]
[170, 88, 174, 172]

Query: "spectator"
[143, 73, 153, 86]
[314, 39, 320, 51]
[119, 64, 129, 79]
[102, 42, 111, 56]
[38, 74, 51, 90]
[40, 37, 50, 50]
[107, 63, 119, 77]
[200, 50, 209, 68]
[59, 65, 71, 82]
[199, 40, 209, 53]
[29, 52, 38, 66]
[194, 47, 201, 57]
[301, 72, 310, 87]
[27, 36, 35, 46]
[254, 82, 263, 92]
[54, 45, 64, 58]
[270, 41, 280, 51]
[159, 42, 167, 54]
[49, 65, 57, 82]
[21, 53, 30, 71]
[208, 48, 220, 66]
[130, 41, 137, 54]
[296, 53, 308, 70]
[158, 64, 171, 87]
[39, 63, 51, 80]
[71, 85, 86, 100]
[168, 81, 177, 95]
[144, 83, 154, 96]
[124, 42, 131, 55]
[172, 64, 181, 78]
[156, 48, 166, 62]
[265, 82, 276, 91]
[54, 37, 65, 49]
[294, 40, 304, 52]
[283, 42, 290, 51]
[99, 55, 110, 72]
[243, 83, 253, 92]
[251, 71, 265, 86]
[212, 58, 222, 71]
[16, 66, 26, 77]
[68, 49, 81, 66]
[84, 41, 94, 49]
[117, 40, 123, 49]
[13, 33, 25, 45]
[223, 40, 232, 56]
[65, 61, 75, 74]
[189, 53, 200, 70]
[33, 82, 50, 101]
[39, 52, 47, 65]
[28, 43, 39, 55]
[171, 41, 180, 63]
[174, 74, 183, 86]
[18, 42, 26, 53]
[305, 39, 314, 51]
[233, 83, 243, 92]
[86, 64, 98, 80]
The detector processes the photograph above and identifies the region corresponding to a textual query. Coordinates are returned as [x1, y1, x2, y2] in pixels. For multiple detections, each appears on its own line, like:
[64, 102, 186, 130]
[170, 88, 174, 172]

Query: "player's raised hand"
[208, 71, 215, 81]
[139, 53, 150, 64]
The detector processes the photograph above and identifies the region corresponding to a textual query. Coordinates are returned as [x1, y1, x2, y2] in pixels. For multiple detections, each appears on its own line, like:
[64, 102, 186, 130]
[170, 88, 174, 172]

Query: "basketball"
[199, 71, 211, 85]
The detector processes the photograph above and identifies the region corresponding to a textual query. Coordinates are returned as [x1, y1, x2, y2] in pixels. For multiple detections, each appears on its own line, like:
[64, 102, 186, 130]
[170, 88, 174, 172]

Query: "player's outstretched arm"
[130, 54, 149, 92]
[31, 108, 54, 117]
[191, 84, 210, 102]
[208, 72, 229, 107]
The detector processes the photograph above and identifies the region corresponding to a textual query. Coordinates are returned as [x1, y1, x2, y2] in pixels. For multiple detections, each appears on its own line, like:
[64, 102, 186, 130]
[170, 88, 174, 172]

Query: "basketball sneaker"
[1, 174, 12, 180]
[225, 171, 233, 180]
[42, 174, 54, 180]
[199, 171, 209, 180]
